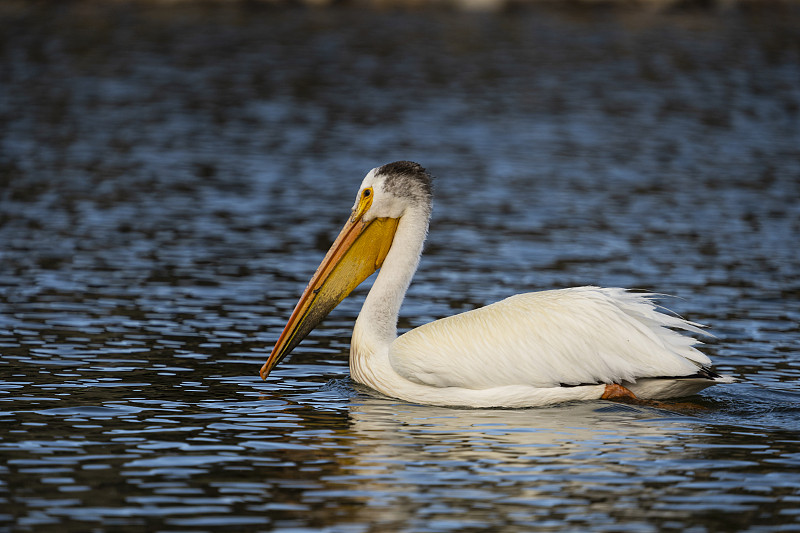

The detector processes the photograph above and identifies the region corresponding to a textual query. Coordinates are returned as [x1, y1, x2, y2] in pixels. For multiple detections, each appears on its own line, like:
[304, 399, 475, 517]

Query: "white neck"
[351, 206, 430, 365]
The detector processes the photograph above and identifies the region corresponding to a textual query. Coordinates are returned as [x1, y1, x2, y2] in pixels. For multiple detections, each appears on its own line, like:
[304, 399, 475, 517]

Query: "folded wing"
[389, 286, 710, 390]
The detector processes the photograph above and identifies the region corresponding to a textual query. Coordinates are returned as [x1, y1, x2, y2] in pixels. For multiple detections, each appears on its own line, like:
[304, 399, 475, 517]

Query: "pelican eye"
[351, 187, 374, 222]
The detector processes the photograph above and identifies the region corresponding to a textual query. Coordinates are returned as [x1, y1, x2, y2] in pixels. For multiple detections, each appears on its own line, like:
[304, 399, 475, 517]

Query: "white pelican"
[260, 161, 734, 408]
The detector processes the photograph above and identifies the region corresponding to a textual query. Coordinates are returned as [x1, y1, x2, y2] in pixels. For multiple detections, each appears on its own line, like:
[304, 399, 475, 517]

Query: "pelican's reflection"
[346, 396, 700, 457]
[327, 395, 706, 526]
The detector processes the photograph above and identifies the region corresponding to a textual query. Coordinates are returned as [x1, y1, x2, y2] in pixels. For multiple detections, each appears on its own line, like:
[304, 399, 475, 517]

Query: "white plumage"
[261, 161, 734, 408]
[392, 288, 708, 389]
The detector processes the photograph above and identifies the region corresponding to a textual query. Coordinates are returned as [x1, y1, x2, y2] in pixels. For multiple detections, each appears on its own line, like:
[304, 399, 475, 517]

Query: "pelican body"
[261, 162, 733, 408]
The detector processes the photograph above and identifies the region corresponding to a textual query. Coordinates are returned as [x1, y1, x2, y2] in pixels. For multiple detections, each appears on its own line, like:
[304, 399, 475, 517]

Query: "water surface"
[1, 2, 799, 531]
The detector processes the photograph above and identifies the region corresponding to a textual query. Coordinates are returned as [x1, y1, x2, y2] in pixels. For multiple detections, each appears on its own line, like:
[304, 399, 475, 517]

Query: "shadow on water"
[1, 0, 800, 531]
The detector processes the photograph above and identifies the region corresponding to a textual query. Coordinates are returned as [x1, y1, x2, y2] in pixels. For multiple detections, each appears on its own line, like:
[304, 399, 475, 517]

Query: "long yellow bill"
[260, 194, 399, 380]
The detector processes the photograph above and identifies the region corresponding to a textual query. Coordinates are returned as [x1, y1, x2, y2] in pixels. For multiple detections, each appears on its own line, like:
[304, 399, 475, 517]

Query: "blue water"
[1, 2, 799, 531]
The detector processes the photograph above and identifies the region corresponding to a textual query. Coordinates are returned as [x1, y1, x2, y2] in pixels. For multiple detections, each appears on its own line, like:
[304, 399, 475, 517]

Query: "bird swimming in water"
[260, 161, 733, 408]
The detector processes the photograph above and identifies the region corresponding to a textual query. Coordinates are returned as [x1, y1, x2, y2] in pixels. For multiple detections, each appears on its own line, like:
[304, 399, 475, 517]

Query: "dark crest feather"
[375, 161, 434, 203]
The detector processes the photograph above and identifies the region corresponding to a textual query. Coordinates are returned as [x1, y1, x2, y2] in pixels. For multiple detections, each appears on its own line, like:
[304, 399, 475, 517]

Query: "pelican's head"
[353, 161, 434, 222]
[260, 161, 432, 380]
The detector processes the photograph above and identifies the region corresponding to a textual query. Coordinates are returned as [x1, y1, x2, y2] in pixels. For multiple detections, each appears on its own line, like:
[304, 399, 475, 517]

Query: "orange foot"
[600, 383, 707, 412]
[601, 383, 638, 401]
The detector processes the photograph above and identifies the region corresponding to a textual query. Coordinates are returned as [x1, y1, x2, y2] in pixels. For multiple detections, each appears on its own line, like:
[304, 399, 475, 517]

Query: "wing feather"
[389, 286, 710, 389]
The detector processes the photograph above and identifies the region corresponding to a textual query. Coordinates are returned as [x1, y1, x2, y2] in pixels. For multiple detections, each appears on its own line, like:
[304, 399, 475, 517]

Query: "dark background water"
[1, 1, 800, 531]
